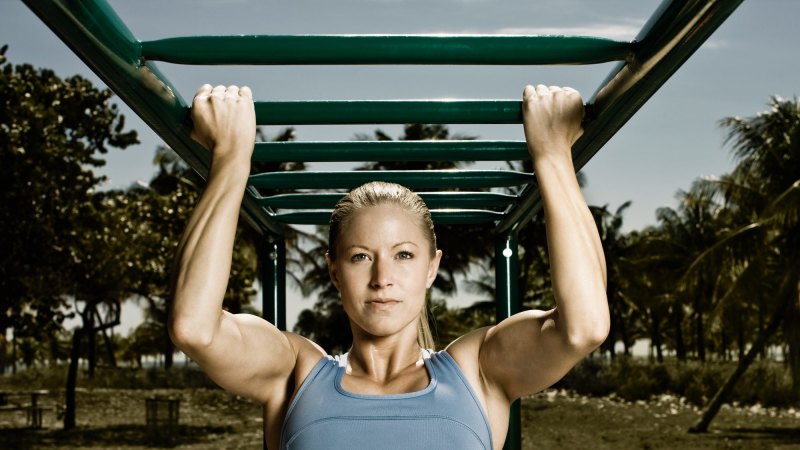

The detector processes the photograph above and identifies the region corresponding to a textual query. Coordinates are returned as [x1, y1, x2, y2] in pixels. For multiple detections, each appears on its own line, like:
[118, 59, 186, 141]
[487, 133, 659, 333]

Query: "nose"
[370, 256, 394, 289]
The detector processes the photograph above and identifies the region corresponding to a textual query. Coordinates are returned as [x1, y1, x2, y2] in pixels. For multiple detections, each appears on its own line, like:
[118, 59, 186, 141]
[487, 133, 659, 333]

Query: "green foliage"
[0, 48, 137, 367]
[0, 365, 217, 390]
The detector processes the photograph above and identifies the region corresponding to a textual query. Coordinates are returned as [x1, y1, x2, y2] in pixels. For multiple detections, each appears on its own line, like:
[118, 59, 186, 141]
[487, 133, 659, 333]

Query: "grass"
[0, 387, 797, 449]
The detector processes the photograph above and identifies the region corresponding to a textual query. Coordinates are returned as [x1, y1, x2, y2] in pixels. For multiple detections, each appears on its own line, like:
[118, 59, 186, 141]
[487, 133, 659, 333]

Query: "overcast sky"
[3, 0, 799, 331]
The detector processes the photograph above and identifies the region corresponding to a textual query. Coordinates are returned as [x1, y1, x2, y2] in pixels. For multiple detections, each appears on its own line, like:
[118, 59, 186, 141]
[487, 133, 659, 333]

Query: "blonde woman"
[169, 83, 609, 450]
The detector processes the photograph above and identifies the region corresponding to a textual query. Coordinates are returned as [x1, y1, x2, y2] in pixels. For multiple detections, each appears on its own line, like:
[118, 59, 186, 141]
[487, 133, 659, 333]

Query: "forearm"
[534, 151, 609, 349]
[170, 155, 250, 347]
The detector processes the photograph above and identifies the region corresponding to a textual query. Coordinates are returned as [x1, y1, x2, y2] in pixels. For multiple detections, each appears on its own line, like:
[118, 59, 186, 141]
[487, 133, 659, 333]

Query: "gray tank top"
[279, 349, 493, 450]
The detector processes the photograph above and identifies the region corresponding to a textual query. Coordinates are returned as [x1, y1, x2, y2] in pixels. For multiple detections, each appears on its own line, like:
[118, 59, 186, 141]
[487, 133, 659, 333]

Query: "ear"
[325, 252, 341, 291]
[426, 249, 442, 289]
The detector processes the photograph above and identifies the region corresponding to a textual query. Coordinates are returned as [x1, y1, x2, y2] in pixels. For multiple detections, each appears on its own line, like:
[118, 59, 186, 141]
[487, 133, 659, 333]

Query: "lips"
[365, 298, 401, 310]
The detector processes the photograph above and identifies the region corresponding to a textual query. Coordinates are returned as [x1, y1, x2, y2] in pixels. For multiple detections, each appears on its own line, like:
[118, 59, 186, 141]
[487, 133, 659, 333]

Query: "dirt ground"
[0, 387, 797, 449]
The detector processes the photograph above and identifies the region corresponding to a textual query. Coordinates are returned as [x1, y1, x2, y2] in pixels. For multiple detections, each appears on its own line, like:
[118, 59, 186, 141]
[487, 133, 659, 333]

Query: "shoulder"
[442, 327, 491, 394]
[283, 331, 327, 386]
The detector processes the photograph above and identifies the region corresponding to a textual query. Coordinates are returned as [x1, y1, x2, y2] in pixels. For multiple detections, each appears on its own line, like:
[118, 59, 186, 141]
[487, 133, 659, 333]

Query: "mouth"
[365, 298, 401, 310]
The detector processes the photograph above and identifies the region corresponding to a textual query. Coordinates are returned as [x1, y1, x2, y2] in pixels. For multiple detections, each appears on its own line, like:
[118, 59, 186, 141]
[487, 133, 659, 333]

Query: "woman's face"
[327, 204, 442, 341]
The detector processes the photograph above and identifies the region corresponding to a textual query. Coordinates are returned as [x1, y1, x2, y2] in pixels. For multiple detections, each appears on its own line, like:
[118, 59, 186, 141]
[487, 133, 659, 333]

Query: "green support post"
[262, 236, 287, 331]
[495, 231, 521, 450]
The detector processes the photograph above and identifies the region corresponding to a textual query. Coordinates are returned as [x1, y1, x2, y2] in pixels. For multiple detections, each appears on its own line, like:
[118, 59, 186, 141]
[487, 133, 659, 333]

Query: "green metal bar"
[262, 237, 287, 330]
[22, 0, 283, 237]
[141, 35, 632, 65]
[495, 232, 521, 450]
[253, 140, 529, 162]
[495, 0, 746, 234]
[255, 100, 520, 125]
[249, 170, 534, 190]
[272, 210, 504, 225]
[259, 192, 518, 210]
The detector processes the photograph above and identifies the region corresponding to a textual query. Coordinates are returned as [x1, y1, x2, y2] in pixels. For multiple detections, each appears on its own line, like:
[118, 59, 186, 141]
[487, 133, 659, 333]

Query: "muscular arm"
[463, 85, 609, 402]
[168, 85, 303, 403]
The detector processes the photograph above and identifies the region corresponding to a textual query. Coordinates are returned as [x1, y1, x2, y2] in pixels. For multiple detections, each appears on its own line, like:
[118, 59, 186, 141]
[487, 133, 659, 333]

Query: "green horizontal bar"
[272, 209, 504, 225]
[496, 0, 745, 234]
[248, 170, 533, 190]
[252, 140, 529, 162]
[21, 0, 284, 237]
[255, 100, 521, 125]
[141, 35, 632, 65]
[258, 192, 519, 209]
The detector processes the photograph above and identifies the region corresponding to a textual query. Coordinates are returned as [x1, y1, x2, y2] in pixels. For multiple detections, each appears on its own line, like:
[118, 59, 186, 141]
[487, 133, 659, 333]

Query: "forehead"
[338, 204, 427, 246]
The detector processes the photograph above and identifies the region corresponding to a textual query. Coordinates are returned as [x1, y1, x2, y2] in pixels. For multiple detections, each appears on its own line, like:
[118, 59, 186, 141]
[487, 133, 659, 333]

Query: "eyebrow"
[344, 241, 419, 252]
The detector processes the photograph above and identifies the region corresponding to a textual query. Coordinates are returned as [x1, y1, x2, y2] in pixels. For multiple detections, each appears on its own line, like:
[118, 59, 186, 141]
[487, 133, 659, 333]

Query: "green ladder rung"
[272, 209, 504, 225]
[140, 35, 632, 65]
[255, 100, 521, 125]
[258, 192, 519, 210]
[248, 170, 534, 190]
[253, 140, 529, 162]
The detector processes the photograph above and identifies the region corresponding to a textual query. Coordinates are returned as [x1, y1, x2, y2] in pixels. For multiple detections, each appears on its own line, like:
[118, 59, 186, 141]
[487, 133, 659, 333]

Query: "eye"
[397, 251, 414, 260]
[350, 253, 369, 262]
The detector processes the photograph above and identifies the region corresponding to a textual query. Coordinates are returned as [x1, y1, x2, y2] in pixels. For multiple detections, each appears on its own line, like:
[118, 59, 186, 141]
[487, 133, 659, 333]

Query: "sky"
[3, 0, 799, 333]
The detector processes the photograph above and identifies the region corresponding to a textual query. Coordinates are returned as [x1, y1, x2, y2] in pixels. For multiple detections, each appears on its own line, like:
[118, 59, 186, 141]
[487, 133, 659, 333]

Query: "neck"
[347, 329, 424, 383]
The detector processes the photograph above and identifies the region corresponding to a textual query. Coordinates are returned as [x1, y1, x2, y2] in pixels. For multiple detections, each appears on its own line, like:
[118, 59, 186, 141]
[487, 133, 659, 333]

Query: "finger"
[523, 84, 536, 99]
[211, 84, 226, 97]
[548, 85, 562, 93]
[240, 86, 253, 99]
[225, 85, 240, 97]
[535, 84, 549, 97]
[195, 84, 212, 97]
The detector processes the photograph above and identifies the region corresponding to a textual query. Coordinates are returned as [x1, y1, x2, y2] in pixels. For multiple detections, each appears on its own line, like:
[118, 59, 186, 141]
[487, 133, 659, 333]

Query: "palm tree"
[687, 97, 800, 432]
[653, 183, 726, 362]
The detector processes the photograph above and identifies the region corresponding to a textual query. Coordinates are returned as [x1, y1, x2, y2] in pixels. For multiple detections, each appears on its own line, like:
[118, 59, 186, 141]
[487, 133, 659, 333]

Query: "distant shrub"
[0, 364, 218, 390]
[554, 356, 796, 407]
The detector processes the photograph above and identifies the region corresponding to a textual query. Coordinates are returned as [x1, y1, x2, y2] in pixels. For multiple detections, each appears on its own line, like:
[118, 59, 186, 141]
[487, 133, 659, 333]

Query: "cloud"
[426, 19, 645, 41]
[701, 39, 729, 50]
[492, 23, 642, 41]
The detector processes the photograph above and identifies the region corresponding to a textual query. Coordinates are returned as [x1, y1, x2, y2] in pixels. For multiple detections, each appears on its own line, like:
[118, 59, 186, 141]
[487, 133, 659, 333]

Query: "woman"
[169, 84, 609, 450]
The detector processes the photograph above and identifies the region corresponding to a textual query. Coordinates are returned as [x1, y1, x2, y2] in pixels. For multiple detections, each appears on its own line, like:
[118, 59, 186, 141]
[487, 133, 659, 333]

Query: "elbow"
[565, 308, 610, 355]
[566, 327, 608, 356]
[168, 315, 215, 351]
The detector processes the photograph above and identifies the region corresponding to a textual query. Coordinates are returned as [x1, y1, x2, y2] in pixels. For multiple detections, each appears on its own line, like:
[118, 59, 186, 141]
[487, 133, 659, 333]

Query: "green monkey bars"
[24, 0, 744, 448]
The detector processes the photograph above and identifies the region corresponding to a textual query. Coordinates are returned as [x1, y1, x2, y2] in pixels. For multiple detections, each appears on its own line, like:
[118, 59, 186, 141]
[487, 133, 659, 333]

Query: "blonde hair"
[328, 181, 437, 350]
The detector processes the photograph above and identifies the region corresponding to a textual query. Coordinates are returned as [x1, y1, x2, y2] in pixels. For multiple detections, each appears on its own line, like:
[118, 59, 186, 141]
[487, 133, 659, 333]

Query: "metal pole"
[262, 236, 287, 331]
[495, 231, 521, 450]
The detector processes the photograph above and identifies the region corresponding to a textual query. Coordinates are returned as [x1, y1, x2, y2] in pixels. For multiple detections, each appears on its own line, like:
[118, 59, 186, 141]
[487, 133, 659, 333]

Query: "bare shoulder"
[444, 326, 490, 369]
[282, 331, 327, 385]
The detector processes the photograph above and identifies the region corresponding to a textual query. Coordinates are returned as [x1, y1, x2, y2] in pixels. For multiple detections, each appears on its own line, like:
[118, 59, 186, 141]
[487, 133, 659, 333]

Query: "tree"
[687, 97, 800, 431]
[0, 47, 137, 374]
[591, 202, 639, 358]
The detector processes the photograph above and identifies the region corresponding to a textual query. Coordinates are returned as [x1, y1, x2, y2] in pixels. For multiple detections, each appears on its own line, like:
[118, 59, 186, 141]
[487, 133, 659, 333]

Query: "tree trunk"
[694, 299, 705, 362]
[720, 326, 729, 361]
[619, 310, 631, 356]
[64, 328, 82, 430]
[86, 304, 96, 379]
[11, 327, 17, 375]
[101, 326, 117, 368]
[163, 324, 173, 369]
[689, 270, 796, 433]
[784, 294, 800, 395]
[651, 313, 664, 363]
[673, 306, 686, 361]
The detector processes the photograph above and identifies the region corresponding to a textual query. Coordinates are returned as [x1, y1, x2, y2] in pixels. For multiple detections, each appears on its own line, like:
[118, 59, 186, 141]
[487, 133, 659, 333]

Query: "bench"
[0, 390, 50, 429]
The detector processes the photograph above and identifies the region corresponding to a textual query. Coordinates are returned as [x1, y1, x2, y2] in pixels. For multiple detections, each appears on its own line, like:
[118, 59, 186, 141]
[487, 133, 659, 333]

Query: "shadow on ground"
[0, 424, 235, 449]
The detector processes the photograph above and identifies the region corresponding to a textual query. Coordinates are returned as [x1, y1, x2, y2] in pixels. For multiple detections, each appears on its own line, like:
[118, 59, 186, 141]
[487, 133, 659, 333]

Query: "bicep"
[180, 311, 297, 403]
[479, 308, 587, 401]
